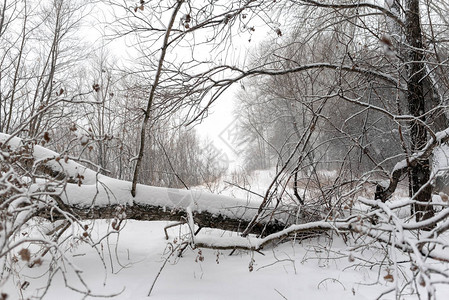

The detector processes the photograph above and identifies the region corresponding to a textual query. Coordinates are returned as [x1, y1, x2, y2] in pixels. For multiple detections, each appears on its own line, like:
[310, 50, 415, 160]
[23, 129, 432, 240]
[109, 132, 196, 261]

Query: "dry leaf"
[19, 248, 31, 262]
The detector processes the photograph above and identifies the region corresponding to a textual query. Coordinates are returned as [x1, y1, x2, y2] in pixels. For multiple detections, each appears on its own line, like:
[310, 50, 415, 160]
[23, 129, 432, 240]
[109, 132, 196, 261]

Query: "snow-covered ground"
[0, 220, 412, 299]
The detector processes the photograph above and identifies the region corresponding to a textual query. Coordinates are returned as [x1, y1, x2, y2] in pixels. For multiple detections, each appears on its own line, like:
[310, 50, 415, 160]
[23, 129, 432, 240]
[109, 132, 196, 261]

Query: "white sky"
[84, 1, 278, 172]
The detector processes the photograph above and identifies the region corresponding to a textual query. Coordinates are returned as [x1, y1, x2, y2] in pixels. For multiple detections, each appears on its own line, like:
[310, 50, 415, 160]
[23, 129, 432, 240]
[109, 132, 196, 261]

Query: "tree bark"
[131, 0, 184, 197]
[38, 200, 286, 236]
[405, 0, 434, 221]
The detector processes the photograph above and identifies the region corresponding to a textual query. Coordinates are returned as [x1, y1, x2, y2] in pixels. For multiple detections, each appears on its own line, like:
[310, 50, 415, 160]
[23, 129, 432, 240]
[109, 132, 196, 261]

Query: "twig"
[148, 244, 178, 297]
[274, 288, 288, 300]
[164, 222, 185, 240]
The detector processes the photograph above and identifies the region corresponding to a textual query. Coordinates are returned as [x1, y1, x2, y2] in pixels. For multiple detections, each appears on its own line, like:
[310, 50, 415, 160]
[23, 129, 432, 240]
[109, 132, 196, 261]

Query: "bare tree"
[0, 0, 90, 137]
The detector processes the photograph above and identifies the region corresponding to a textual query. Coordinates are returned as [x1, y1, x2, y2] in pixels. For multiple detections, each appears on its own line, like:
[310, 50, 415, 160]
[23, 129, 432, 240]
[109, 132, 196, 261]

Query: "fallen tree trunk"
[38, 199, 286, 236]
[1, 133, 287, 236]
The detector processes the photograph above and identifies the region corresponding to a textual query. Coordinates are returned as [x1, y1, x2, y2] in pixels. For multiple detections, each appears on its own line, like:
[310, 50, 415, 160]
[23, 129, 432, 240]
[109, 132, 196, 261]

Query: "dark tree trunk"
[38, 200, 286, 237]
[405, 0, 434, 221]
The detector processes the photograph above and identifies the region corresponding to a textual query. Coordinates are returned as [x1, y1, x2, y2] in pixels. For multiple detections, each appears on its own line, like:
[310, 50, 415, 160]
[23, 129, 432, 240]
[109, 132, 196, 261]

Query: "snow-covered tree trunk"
[0, 133, 286, 239]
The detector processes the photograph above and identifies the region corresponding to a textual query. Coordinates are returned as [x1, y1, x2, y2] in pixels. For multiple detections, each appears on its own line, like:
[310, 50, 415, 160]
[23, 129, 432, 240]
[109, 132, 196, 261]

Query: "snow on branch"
[194, 220, 349, 250]
[375, 127, 449, 202]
